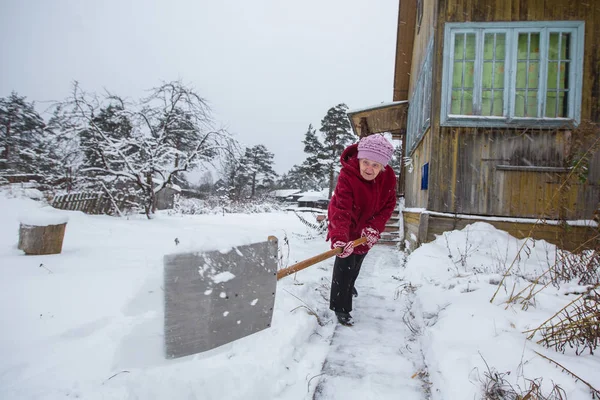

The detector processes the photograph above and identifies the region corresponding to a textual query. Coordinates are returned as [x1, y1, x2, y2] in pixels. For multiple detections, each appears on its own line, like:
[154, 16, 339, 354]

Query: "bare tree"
[60, 81, 237, 217]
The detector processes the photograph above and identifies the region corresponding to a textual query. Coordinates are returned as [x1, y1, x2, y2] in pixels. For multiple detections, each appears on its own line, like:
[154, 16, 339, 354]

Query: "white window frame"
[440, 21, 584, 128]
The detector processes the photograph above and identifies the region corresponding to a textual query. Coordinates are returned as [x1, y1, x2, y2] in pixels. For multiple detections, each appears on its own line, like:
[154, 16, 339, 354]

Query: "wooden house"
[348, 0, 600, 251]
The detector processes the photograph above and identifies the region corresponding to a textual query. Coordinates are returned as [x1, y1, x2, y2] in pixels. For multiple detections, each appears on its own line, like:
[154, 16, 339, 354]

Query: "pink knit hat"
[357, 134, 394, 166]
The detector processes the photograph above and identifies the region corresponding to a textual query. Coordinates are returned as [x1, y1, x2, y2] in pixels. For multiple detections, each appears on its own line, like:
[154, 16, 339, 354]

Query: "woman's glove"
[361, 227, 380, 249]
[332, 240, 354, 258]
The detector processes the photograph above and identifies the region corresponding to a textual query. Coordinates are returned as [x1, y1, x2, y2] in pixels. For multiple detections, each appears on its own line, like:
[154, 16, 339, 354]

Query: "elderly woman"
[326, 134, 397, 326]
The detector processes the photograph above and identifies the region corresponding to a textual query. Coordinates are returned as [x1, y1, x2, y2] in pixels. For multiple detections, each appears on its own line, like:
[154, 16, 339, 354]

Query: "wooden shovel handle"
[276, 237, 367, 280]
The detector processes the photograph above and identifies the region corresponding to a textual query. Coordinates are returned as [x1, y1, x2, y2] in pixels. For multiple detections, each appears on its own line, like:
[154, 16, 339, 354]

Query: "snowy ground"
[1, 190, 599, 399]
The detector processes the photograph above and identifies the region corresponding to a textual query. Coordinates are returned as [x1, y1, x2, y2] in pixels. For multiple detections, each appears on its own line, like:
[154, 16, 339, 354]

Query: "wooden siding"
[402, 211, 421, 248]
[424, 0, 600, 219]
[407, 0, 437, 98]
[403, 210, 597, 252]
[430, 128, 598, 219]
[404, 127, 432, 208]
[393, 0, 417, 101]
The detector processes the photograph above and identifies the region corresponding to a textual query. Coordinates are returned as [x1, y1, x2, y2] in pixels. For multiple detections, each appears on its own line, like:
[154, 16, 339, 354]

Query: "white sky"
[0, 0, 399, 178]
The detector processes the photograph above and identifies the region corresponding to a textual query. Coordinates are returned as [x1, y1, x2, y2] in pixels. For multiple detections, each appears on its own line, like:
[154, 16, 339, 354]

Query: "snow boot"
[335, 312, 354, 326]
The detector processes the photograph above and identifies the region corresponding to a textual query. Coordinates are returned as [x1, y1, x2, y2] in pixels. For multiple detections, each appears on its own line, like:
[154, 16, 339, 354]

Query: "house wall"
[393, 0, 416, 101]
[403, 0, 439, 209]
[407, 0, 438, 98]
[404, 128, 433, 208]
[433, 128, 597, 218]
[426, 0, 600, 219]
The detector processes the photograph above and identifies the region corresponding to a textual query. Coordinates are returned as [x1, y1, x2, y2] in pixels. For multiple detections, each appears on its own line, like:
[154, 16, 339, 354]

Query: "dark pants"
[329, 253, 367, 313]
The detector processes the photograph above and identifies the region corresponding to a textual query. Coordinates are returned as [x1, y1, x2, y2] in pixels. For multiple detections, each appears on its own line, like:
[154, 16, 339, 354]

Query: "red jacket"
[327, 144, 397, 254]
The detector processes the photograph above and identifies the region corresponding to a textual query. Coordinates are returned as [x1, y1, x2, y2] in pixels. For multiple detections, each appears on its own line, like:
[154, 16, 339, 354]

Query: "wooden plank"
[451, 128, 460, 212]
[536, 173, 548, 218]
[529, 0, 545, 20]
[464, 0, 473, 21]
[518, 0, 528, 20]
[511, 0, 520, 20]
[393, 0, 417, 101]
[444, 0, 456, 23]
[423, 214, 596, 251]
[497, 0, 512, 21]
[459, 129, 473, 213]
[483, 0, 493, 21]
[587, 0, 600, 121]
[403, 212, 422, 225]
[56, 194, 65, 210]
[471, 0, 485, 21]
[518, 172, 531, 217]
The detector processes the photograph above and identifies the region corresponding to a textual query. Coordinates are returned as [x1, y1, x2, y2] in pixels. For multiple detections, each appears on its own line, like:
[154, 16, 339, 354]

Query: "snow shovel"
[163, 236, 367, 359]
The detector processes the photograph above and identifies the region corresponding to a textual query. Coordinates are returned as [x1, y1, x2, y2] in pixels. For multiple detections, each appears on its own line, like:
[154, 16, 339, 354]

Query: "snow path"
[311, 247, 427, 400]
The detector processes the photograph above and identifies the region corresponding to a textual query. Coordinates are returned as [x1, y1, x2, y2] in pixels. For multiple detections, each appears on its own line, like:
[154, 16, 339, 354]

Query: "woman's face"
[359, 158, 383, 181]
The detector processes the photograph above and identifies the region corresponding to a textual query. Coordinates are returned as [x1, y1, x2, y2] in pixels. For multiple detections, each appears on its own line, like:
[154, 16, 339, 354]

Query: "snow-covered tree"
[300, 124, 327, 185]
[319, 103, 355, 198]
[242, 145, 278, 198]
[278, 163, 323, 191]
[217, 144, 277, 200]
[59, 81, 236, 217]
[0, 92, 47, 174]
[79, 102, 134, 175]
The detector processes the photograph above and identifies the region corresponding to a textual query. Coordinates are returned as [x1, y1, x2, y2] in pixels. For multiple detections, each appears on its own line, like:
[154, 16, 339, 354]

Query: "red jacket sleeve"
[327, 172, 354, 244]
[366, 169, 397, 233]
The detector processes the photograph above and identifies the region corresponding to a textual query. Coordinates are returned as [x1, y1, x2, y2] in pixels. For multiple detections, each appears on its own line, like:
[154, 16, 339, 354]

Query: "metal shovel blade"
[163, 238, 278, 359]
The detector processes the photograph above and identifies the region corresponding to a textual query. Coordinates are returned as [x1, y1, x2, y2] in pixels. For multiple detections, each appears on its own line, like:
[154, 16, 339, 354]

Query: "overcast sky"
[0, 0, 399, 180]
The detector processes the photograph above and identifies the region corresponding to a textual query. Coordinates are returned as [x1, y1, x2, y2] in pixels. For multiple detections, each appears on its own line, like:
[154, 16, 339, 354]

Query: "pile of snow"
[403, 222, 599, 399]
[0, 191, 598, 399]
[19, 209, 69, 226]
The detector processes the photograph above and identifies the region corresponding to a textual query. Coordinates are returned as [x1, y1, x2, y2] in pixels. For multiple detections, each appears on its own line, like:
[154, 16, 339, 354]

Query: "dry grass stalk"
[294, 211, 327, 237]
[551, 247, 600, 286]
[525, 286, 599, 355]
[479, 356, 567, 399]
[283, 289, 325, 326]
[534, 351, 600, 399]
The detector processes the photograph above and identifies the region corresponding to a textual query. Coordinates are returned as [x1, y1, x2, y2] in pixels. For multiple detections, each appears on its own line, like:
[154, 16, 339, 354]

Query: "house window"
[421, 163, 429, 190]
[441, 21, 584, 127]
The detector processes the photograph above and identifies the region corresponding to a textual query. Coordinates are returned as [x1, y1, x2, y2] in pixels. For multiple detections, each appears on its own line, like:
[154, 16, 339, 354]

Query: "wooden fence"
[51, 192, 137, 215]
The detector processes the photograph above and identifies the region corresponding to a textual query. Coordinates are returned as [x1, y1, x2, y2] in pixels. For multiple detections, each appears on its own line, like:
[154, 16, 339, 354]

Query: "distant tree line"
[1, 83, 362, 215]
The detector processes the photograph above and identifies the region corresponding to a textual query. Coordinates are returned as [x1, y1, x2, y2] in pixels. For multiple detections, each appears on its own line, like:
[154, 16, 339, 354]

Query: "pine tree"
[243, 145, 278, 198]
[279, 163, 324, 191]
[0, 92, 47, 174]
[301, 124, 327, 186]
[79, 103, 134, 175]
[319, 103, 355, 198]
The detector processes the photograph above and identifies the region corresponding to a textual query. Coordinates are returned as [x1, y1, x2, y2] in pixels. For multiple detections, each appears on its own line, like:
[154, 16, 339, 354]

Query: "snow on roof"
[347, 100, 409, 115]
[298, 195, 328, 202]
[296, 189, 329, 202]
[270, 189, 302, 197]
